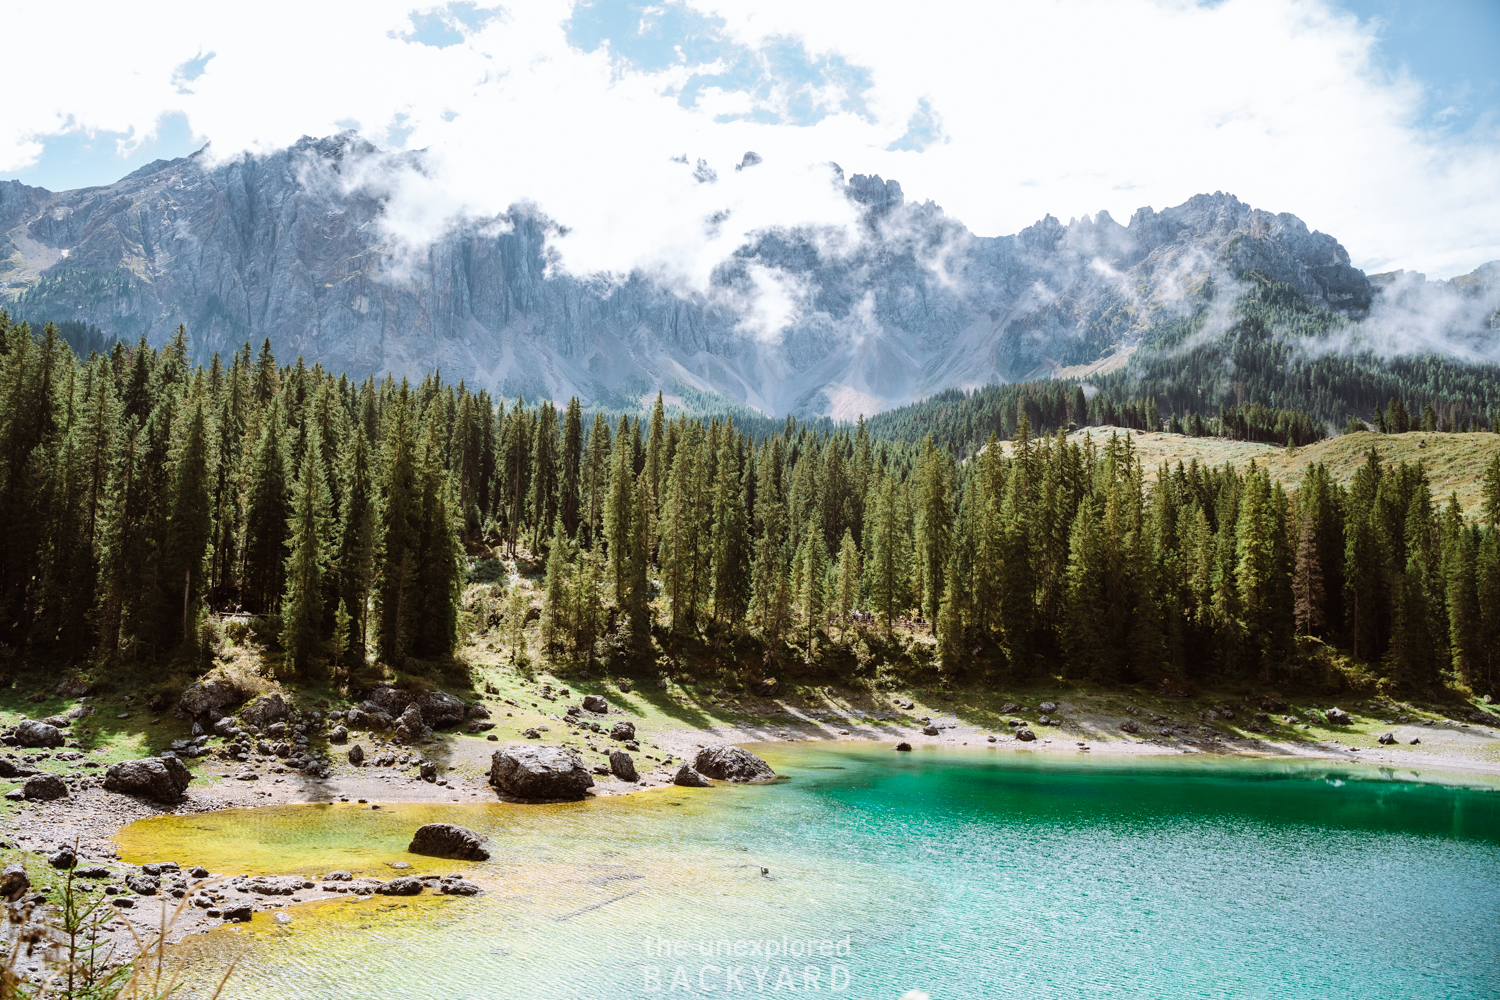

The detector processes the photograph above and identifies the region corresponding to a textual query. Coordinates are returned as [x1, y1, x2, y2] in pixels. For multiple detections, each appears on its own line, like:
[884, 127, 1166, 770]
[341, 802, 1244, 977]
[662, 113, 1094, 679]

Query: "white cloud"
[2, 0, 1497, 284]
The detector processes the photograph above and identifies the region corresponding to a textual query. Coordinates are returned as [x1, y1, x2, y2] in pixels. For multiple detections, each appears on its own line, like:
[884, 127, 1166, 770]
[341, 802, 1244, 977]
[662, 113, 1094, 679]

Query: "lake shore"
[4, 684, 1499, 958]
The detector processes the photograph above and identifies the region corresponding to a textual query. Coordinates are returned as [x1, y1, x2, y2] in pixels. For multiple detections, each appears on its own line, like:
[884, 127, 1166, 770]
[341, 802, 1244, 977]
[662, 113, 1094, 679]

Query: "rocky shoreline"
[3, 680, 1498, 971]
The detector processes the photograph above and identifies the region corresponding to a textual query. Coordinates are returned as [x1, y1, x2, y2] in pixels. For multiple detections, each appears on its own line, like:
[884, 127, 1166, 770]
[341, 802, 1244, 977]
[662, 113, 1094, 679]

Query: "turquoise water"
[144, 746, 1500, 999]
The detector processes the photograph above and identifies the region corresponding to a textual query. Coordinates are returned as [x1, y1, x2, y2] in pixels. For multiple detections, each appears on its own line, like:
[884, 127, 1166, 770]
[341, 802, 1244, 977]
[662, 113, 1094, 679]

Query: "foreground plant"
[2, 857, 235, 1000]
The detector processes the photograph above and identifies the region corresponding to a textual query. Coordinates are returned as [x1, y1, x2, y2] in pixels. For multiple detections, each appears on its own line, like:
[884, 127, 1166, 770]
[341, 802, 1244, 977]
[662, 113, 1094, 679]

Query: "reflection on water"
[124, 747, 1500, 1000]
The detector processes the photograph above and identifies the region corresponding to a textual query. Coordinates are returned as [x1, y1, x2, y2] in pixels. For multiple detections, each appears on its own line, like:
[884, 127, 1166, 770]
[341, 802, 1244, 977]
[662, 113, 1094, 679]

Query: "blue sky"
[2, 0, 1497, 278]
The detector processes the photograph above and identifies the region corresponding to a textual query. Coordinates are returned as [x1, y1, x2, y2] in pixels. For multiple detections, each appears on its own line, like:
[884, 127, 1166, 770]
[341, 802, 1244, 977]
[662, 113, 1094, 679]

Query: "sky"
[2, 0, 1497, 282]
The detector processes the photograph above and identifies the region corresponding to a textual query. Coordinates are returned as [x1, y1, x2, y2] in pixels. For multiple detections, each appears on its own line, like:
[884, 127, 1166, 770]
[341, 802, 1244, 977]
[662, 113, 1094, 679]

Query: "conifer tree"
[561, 397, 583, 538]
[281, 426, 332, 670]
[832, 528, 860, 628]
[162, 401, 213, 648]
[242, 399, 291, 614]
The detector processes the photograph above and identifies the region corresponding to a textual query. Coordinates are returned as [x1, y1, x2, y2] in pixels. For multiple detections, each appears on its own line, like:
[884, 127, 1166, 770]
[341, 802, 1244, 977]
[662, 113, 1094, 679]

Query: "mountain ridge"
[1, 132, 1493, 418]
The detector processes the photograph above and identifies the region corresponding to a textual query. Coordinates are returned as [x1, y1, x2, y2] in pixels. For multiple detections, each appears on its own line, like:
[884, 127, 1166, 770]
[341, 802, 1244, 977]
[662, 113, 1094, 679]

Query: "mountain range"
[2, 132, 1495, 418]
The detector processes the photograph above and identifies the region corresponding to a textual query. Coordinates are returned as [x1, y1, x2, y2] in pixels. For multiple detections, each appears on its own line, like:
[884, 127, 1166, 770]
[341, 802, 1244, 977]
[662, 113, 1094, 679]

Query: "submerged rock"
[672, 765, 713, 787]
[376, 877, 424, 896]
[439, 876, 483, 896]
[489, 746, 594, 800]
[408, 823, 491, 861]
[693, 746, 775, 782]
[104, 757, 192, 803]
[894, 742, 912, 751]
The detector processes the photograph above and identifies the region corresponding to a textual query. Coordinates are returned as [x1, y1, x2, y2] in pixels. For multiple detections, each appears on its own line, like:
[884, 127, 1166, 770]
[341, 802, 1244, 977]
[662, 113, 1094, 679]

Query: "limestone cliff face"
[1, 132, 1377, 417]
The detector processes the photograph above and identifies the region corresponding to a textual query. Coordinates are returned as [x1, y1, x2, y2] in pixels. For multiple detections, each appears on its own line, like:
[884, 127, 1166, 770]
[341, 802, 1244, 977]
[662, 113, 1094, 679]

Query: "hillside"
[1008, 427, 1500, 518]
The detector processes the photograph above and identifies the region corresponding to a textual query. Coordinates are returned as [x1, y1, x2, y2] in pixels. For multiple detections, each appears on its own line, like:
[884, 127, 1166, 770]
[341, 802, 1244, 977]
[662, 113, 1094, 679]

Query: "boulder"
[75, 865, 110, 879]
[466, 720, 495, 733]
[693, 745, 775, 782]
[1409, 737, 1421, 745]
[408, 823, 491, 861]
[416, 691, 466, 729]
[329, 725, 348, 744]
[375, 877, 424, 896]
[56, 677, 92, 697]
[221, 905, 252, 922]
[419, 761, 437, 782]
[1260, 696, 1288, 713]
[212, 716, 238, 737]
[49, 847, 77, 869]
[1039, 701, 1057, 713]
[0, 759, 36, 779]
[104, 757, 192, 803]
[582, 694, 608, 714]
[179, 678, 243, 717]
[39, 715, 71, 729]
[1015, 729, 1037, 742]
[244, 876, 305, 895]
[394, 703, 430, 743]
[346, 707, 392, 731]
[347, 744, 365, 765]
[240, 694, 289, 729]
[1378, 732, 1397, 745]
[1119, 720, 1141, 734]
[672, 765, 713, 787]
[322, 871, 353, 882]
[921, 726, 941, 736]
[23, 774, 68, 801]
[14, 720, 64, 749]
[488, 746, 595, 800]
[364, 687, 415, 717]
[0, 863, 29, 901]
[609, 721, 636, 741]
[894, 742, 912, 751]
[751, 678, 779, 697]
[439, 877, 483, 896]
[1325, 708, 1351, 725]
[126, 875, 160, 895]
[608, 749, 638, 782]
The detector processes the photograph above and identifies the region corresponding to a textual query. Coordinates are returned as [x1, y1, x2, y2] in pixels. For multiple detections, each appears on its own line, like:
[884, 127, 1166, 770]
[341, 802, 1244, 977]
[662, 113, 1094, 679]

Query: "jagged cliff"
[0, 132, 1387, 416]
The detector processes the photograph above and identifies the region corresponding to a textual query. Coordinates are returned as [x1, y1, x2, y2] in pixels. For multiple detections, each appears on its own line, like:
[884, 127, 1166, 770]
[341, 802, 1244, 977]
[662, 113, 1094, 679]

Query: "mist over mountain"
[2, 132, 1495, 418]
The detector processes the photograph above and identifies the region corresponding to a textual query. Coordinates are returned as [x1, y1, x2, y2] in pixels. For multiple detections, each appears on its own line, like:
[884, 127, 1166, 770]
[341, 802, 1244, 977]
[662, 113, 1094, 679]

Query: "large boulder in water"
[489, 746, 594, 800]
[672, 765, 713, 787]
[14, 720, 64, 749]
[104, 757, 192, 802]
[408, 823, 491, 860]
[693, 745, 775, 782]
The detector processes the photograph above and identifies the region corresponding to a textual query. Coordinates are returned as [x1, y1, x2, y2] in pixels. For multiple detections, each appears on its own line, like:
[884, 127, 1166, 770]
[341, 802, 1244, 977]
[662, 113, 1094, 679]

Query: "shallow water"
[123, 746, 1500, 999]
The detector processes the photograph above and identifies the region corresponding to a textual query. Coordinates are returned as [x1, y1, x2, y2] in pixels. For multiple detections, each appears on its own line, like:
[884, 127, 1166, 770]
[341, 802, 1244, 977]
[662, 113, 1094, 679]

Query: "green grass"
[1006, 428, 1500, 519]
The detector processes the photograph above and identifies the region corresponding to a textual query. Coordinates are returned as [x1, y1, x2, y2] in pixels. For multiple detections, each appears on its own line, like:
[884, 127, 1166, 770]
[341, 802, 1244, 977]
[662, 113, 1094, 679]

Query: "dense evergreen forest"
[1, 311, 1497, 699]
